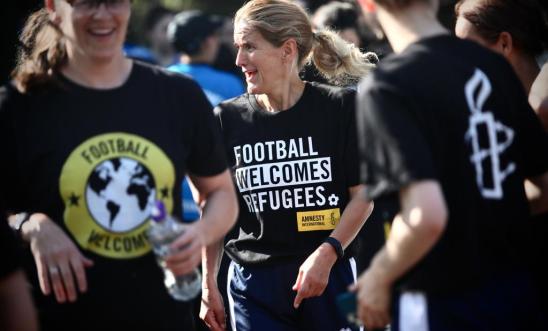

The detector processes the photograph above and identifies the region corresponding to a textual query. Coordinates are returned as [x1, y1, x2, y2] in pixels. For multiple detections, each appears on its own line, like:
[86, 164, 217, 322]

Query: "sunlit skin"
[47, 0, 132, 88]
[53, 0, 130, 64]
[233, 22, 288, 96]
[454, 14, 494, 50]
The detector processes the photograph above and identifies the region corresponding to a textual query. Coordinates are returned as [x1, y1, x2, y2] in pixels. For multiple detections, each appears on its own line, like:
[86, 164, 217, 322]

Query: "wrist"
[20, 213, 50, 242]
[9, 212, 31, 238]
[322, 237, 344, 260]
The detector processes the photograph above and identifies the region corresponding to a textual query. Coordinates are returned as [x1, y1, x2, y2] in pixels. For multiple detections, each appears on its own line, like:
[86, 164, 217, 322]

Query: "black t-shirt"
[217, 82, 360, 265]
[0, 61, 227, 329]
[357, 35, 548, 294]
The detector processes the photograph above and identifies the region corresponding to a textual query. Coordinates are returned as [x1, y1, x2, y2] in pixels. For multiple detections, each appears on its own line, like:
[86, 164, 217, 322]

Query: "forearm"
[525, 173, 548, 215]
[0, 270, 38, 331]
[202, 239, 224, 288]
[367, 214, 440, 285]
[367, 182, 447, 285]
[196, 188, 238, 247]
[329, 193, 373, 249]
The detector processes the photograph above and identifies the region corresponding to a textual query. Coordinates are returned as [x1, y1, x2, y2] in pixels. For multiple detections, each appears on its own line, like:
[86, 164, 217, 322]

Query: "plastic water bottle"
[148, 200, 201, 301]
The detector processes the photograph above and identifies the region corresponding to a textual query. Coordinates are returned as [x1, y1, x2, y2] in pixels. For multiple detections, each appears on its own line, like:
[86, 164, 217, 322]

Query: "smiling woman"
[2, 0, 238, 330]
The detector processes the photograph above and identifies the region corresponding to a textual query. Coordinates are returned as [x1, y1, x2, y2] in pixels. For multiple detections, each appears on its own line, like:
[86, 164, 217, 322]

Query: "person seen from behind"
[353, 0, 548, 330]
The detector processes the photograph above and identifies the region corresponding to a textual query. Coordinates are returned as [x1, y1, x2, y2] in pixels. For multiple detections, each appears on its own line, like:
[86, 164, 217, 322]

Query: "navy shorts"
[227, 257, 359, 331]
[391, 271, 546, 331]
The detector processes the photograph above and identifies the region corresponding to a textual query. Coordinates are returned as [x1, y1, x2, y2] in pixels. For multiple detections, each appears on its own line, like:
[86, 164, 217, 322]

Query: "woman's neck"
[62, 52, 133, 89]
[378, 2, 448, 54]
[256, 77, 305, 112]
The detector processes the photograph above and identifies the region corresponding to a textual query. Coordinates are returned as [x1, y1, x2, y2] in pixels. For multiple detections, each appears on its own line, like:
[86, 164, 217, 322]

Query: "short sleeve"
[356, 77, 437, 200]
[185, 83, 228, 177]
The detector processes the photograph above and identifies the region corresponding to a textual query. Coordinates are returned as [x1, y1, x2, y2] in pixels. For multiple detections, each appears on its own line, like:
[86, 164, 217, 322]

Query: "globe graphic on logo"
[85, 157, 156, 233]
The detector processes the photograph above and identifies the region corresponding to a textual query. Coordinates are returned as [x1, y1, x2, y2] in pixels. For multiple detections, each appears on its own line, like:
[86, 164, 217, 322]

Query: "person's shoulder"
[134, 60, 196, 86]
[216, 94, 251, 116]
[307, 81, 356, 102]
[0, 82, 25, 114]
[133, 60, 203, 93]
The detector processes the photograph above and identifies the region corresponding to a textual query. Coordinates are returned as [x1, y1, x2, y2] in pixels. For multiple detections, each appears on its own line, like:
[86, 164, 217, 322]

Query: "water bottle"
[148, 200, 201, 301]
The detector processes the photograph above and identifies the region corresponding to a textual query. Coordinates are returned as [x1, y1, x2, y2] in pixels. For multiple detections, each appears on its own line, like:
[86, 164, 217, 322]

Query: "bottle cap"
[150, 200, 166, 222]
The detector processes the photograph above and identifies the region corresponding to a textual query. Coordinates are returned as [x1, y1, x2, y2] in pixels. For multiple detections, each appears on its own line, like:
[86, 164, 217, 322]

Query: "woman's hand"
[200, 283, 227, 331]
[292, 243, 338, 308]
[164, 222, 205, 276]
[24, 213, 94, 303]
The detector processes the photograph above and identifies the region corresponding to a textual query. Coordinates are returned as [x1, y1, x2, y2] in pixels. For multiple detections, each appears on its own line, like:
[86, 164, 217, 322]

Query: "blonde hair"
[12, 8, 67, 93]
[235, 0, 377, 86]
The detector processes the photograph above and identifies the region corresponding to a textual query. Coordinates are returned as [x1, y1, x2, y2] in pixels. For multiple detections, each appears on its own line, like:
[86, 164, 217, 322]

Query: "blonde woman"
[200, 1, 375, 330]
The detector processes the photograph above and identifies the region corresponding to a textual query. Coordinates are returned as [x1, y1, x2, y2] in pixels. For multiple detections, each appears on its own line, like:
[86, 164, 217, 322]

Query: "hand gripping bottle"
[148, 200, 201, 301]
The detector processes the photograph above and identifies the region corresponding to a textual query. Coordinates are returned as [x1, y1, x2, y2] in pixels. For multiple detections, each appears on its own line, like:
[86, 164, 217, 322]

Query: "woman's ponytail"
[310, 30, 378, 86]
[12, 8, 67, 93]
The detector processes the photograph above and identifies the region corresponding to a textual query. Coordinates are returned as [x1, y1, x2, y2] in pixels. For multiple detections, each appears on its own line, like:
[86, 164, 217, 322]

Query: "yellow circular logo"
[59, 133, 175, 259]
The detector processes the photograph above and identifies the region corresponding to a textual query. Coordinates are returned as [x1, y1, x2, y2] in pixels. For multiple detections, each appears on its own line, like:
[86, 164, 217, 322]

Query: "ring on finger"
[49, 266, 60, 275]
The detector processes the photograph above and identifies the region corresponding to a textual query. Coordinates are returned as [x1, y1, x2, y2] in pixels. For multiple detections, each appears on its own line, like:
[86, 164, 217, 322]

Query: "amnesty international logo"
[59, 133, 175, 259]
[464, 69, 515, 199]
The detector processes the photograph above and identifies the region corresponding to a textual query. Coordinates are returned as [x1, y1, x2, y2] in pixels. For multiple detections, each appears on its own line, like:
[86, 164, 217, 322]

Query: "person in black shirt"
[1, 1, 238, 330]
[454, 0, 548, 129]
[200, 1, 376, 330]
[353, 0, 548, 330]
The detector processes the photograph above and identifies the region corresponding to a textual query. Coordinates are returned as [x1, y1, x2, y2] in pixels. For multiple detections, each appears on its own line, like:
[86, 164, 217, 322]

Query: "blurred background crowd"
[1, 0, 470, 85]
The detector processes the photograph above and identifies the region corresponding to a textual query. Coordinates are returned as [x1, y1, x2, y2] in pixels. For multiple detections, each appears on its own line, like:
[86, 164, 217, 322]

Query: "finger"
[215, 307, 227, 330]
[293, 283, 307, 309]
[168, 254, 201, 276]
[379, 311, 391, 328]
[165, 240, 200, 264]
[49, 265, 67, 303]
[82, 256, 94, 268]
[70, 257, 88, 293]
[292, 270, 303, 291]
[35, 257, 51, 295]
[169, 230, 193, 251]
[59, 262, 77, 302]
[348, 283, 357, 292]
[208, 313, 223, 331]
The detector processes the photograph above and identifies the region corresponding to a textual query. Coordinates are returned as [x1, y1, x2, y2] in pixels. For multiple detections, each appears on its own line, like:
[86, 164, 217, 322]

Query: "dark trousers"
[226, 257, 357, 331]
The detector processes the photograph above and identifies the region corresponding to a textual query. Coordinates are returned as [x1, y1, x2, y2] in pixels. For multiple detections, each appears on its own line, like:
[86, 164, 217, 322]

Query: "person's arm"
[354, 180, 447, 329]
[165, 169, 238, 276]
[292, 184, 374, 308]
[525, 171, 548, 215]
[12, 213, 94, 304]
[200, 239, 227, 331]
[0, 269, 38, 331]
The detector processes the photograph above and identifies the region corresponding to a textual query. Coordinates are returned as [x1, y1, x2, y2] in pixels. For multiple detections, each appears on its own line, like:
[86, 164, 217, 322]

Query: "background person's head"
[312, 1, 362, 47]
[234, 0, 376, 91]
[167, 10, 224, 64]
[13, 0, 131, 92]
[47, 0, 131, 63]
[357, 0, 436, 12]
[144, 5, 175, 65]
[454, 0, 548, 60]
